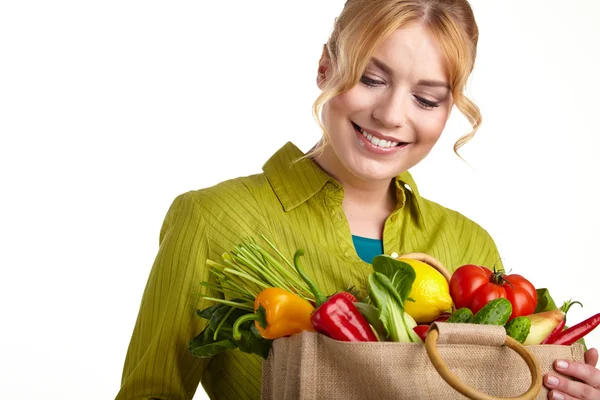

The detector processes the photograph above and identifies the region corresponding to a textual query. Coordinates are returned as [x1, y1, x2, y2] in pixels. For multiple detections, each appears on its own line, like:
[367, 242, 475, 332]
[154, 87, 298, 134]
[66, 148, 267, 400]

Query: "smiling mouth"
[351, 121, 403, 148]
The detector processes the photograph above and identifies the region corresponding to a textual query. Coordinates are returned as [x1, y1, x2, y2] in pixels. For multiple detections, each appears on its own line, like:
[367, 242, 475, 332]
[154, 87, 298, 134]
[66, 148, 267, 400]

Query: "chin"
[346, 157, 401, 182]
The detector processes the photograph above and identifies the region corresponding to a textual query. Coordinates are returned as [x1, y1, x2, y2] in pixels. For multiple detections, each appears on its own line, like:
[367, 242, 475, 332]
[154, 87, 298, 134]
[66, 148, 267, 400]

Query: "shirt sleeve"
[116, 192, 212, 400]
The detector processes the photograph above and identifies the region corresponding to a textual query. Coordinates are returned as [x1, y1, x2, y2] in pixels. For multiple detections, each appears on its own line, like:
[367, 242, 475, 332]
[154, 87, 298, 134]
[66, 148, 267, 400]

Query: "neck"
[310, 142, 397, 212]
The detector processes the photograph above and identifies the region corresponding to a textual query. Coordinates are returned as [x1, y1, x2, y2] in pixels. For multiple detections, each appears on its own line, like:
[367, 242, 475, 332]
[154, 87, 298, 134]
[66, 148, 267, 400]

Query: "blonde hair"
[307, 0, 481, 159]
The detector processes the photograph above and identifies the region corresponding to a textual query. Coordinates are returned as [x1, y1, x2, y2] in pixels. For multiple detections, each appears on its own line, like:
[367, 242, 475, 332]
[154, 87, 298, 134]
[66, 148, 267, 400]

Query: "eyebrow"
[370, 57, 451, 90]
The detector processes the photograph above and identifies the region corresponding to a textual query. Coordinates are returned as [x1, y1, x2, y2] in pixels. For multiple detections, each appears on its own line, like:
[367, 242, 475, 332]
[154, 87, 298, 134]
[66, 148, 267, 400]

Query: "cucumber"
[472, 298, 512, 326]
[447, 308, 473, 323]
[505, 316, 531, 344]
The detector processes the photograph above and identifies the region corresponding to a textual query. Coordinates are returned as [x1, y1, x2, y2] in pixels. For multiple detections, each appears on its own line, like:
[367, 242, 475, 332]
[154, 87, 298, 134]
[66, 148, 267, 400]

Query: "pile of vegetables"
[188, 236, 600, 360]
[437, 264, 599, 347]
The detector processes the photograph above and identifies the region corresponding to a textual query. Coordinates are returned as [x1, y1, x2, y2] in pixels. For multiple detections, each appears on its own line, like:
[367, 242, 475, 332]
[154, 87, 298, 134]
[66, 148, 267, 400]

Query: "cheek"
[329, 88, 372, 118]
[414, 110, 449, 142]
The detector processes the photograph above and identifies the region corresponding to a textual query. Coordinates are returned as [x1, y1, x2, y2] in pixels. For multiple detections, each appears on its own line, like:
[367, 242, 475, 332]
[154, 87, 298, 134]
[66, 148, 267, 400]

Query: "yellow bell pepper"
[233, 287, 315, 340]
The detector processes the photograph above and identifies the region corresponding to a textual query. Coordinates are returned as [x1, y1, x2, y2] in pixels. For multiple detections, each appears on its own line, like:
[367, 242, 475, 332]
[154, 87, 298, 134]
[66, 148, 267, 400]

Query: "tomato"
[449, 265, 492, 309]
[449, 265, 537, 320]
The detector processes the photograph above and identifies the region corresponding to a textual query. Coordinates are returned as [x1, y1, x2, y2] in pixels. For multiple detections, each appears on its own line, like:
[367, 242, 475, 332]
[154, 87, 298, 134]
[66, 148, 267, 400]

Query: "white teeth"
[359, 128, 399, 148]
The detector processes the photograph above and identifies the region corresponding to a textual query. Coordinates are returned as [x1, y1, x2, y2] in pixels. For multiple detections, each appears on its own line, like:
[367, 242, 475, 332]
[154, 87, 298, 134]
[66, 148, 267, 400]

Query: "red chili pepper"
[542, 300, 582, 344]
[294, 250, 378, 342]
[542, 319, 566, 344]
[552, 313, 600, 346]
[413, 325, 430, 342]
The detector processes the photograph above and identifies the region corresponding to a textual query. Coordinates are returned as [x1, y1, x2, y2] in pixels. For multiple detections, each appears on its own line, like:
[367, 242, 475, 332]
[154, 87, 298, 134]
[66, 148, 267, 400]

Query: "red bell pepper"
[293, 250, 378, 342]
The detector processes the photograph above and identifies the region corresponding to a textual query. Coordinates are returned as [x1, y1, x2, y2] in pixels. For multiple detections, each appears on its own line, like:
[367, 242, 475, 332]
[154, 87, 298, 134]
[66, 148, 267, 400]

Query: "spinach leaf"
[188, 325, 237, 358]
[209, 304, 249, 332]
[190, 301, 274, 359]
[197, 303, 228, 320]
[236, 329, 273, 360]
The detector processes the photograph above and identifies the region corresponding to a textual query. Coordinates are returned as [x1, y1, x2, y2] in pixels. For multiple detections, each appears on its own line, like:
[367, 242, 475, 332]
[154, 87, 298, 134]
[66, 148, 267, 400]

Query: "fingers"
[545, 375, 599, 399]
[543, 359, 600, 400]
[586, 348, 599, 368]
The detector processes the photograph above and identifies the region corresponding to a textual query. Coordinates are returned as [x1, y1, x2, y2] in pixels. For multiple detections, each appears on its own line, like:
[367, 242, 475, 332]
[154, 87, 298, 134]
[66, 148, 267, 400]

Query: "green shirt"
[117, 142, 503, 400]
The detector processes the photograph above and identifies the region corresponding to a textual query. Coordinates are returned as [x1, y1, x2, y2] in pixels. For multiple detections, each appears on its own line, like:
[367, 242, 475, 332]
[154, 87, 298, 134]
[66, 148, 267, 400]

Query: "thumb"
[584, 348, 598, 367]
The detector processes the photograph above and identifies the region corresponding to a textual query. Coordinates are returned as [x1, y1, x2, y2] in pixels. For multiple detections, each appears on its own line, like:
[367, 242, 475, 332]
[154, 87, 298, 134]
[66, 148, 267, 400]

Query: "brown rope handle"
[425, 326, 543, 400]
[397, 252, 452, 283]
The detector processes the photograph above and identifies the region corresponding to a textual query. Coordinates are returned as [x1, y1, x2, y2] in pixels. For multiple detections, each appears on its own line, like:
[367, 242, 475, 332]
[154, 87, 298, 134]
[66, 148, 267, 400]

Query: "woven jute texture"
[262, 323, 584, 400]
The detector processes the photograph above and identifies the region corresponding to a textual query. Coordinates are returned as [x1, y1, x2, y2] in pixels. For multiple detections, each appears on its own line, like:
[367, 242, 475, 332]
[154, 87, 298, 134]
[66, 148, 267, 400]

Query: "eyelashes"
[359, 75, 442, 110]
[414, 96, 441, 109]
[360, 76, 385, 88]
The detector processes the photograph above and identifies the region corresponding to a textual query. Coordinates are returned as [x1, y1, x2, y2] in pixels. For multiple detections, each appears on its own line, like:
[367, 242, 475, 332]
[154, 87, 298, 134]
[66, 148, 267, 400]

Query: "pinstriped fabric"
[117, 141, 503, 400]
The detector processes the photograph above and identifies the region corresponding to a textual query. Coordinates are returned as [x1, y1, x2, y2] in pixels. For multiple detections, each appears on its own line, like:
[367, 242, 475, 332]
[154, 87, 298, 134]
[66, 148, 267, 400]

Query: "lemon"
[398, 258, 452, 323]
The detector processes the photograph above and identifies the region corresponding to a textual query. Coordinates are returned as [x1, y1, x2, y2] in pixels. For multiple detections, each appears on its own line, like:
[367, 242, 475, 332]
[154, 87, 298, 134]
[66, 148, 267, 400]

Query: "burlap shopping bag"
[262, 322, 585, 400]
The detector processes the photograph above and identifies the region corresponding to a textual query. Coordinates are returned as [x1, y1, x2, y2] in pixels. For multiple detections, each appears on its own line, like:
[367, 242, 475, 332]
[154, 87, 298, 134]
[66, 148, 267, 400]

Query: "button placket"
[383, 207, 402, 258]
[323, 182, 356, 261]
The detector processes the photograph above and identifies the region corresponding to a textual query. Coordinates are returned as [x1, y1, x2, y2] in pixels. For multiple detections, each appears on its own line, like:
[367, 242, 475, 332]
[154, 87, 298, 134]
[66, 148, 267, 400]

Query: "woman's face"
[317, 23, 453, 184]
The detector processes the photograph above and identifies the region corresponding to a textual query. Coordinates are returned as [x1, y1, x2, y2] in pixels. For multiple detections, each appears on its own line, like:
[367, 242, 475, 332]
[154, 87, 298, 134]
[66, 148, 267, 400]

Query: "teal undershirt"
[352, 235, 384, 264]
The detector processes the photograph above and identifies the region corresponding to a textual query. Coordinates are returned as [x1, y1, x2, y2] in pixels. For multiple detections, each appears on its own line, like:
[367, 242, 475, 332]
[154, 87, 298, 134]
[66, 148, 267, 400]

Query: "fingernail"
[556, 360, 568, 369]
[552, 392, 564, 400]
[547, 375, 559, 387]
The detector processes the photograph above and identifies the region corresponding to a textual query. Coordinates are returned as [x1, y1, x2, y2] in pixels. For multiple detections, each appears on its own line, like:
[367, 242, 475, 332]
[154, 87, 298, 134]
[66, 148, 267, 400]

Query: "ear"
[316, 44, 331, 90]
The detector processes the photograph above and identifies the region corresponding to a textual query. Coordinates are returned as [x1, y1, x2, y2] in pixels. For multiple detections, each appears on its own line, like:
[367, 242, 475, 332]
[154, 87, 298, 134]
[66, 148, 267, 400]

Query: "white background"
[1, 1, 599, 399]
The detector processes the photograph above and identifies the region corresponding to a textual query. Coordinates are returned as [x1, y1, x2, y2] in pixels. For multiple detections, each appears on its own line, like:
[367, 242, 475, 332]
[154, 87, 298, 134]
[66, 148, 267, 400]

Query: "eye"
[360, 75, 385, 88]
[414, 95, 441, 110]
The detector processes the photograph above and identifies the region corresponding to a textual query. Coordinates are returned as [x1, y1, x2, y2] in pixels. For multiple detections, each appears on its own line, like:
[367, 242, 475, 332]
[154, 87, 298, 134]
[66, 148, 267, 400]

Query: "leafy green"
[368, 256, 421, 343]
[372, 256, 415, 303]
[197, 303, 228, 320]
[236, 328, 273, 359]
[534, 288, 558, 313]
[188, 302, 273, 359]
[368, 271, 420, 343]
[188, 325, 237, 358]
[208, 302, 248, 332]
[354, 301, 386, 339]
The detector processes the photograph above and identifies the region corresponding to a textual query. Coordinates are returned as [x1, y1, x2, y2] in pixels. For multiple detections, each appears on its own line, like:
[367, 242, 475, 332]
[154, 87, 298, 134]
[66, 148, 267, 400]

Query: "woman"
[116, 0, 600, 399]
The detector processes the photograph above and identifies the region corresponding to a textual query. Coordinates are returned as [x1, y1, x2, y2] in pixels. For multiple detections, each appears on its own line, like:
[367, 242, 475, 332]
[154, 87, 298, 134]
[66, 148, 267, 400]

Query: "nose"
[372, 89, 408, 129]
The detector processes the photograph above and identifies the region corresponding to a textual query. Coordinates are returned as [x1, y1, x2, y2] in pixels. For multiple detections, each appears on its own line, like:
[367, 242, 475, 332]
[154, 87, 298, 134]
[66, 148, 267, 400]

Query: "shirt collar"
[262, 141, 425, 223]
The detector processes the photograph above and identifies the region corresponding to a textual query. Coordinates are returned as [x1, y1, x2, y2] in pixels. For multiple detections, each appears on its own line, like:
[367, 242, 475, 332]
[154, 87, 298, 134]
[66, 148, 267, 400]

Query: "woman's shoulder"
[421, 195, 494, 239]
[160, 173, 275, 251]
[169, 173, 272, 217]
[417, 195, 502, 268]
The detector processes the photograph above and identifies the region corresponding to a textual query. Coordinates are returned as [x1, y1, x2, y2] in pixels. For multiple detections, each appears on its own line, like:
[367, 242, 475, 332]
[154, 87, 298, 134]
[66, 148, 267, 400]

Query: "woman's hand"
[544, 348, 600, 399]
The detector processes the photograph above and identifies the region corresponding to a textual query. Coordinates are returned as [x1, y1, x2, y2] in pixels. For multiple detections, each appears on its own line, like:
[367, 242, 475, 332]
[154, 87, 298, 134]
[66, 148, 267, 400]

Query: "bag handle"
[398, 252, 452, 282]
[425, 323, 543, 400]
